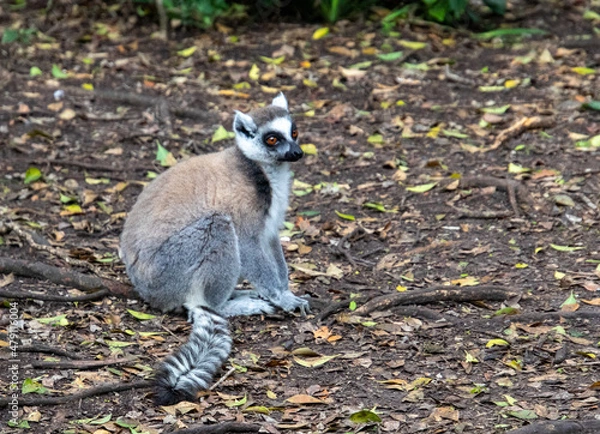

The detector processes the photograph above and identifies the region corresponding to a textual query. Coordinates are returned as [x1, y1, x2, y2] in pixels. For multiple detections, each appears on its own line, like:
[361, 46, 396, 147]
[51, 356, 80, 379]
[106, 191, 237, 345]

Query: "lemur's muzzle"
[280, 142, 304, 162]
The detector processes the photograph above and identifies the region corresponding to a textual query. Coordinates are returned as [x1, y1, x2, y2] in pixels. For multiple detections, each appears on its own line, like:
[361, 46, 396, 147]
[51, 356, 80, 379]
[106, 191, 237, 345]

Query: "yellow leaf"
[397, 40, 427, 50]
[396, 285, 407, 292]
[486, 339, 510, 348]
[81, 83, 94, 91]
[249, 64, 260, 81]
[301, 143, 317, 155]
[508, 162, 530, 174]
[427, 125, 441, 138]
[312, 27, 329, 40]
[177, 46, 197, 57]
[303, 78, 318, 88]
[406, 182, 437, 193]
[218, 89, 250, 98]
[293, 354, 339, 368]
[450, 276, 479, 286]
[266, 390, 277, 399]
[515, 263, 528, 269]
[571, 66, 595, 75]
[261, 85, 279, 94]
[504, 79, 520, 89]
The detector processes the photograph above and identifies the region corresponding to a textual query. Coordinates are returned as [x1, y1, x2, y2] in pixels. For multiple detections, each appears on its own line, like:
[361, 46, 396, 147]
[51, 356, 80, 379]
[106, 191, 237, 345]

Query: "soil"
[1, 1, 600, 433]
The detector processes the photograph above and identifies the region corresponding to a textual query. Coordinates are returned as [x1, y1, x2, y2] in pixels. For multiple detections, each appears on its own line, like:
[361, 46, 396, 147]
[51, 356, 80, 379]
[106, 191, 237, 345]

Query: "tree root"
[0, 380, 152, 407]
[0, 257, 134, 298]
[507, 419, 600, 434]
[171, 423, 261, 434]
[32, 356, 137, 370]
[16, 344, 84, 360]
[0, 288, 110, 302]
[353, 285, 519, 316]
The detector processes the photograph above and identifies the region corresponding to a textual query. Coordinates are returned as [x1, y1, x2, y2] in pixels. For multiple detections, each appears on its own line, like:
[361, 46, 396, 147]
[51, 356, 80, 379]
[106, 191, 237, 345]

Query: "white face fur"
[233, 94, 302, 166]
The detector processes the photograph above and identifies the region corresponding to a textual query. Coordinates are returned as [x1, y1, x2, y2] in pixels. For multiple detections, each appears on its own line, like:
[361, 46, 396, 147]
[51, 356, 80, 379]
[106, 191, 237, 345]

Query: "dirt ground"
[1, 1, 600, 433]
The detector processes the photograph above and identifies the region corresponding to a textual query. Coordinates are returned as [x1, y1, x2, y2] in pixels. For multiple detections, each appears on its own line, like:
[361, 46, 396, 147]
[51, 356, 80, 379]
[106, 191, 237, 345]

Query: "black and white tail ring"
[153, 306, 232, 406]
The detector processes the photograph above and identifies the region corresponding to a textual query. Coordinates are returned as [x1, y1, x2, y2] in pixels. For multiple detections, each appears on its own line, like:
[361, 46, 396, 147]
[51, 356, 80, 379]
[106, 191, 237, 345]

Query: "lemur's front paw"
[275, 292, 311, 316]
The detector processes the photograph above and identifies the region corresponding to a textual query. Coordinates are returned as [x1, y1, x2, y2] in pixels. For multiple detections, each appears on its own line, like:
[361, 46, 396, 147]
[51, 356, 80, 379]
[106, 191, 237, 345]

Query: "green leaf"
[127, 309, 156, 321]
[211, 125, 235, 143]
[22, 378, 48, 395]
[37, 314, 69, 326]
[7, 420, 30, 428]
[2, 29, 20, 44]
[363, 202, 386, 212]
[30, 66, 42, 77]
[349, 300, 357, 311]
[475, 28, 547, 41]
[349, 409, 382, 424]
[24, 167, 42, 184]
[560, 291, 578, 307]
[225, 394, 247, 407]
[397, 40, 427, 50]
[377, 51, 404, 61]
[483, 0, 506, 15]
[367, 133, 385, 145]
[406, 182, 437, 193]
[155, 142, 176, 167]
[478, 85, 505, 92]
[582, 101, 600, 111]
[481, 104, 511, 114]
[177, 46, 197, 57]
[259, 55, 285, 65]
[550, 244, 585, 252]
[335, 210, 355, 221]
[348, 61, 372, 70]
[90, 414, 112, 425]
[51, 64, 69, 79]
[494, 306, 519, 316]
[507, 409, 538, 420]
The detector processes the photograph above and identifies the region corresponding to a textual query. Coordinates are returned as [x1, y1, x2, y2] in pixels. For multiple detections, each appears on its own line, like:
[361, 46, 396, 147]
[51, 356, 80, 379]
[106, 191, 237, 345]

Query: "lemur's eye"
[265, 136, 278, 146]
[291, 129, 298, 140]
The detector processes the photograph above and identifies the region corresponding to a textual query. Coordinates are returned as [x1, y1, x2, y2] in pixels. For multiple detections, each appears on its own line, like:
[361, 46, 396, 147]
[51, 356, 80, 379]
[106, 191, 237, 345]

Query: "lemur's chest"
[263, 167, 291, 240]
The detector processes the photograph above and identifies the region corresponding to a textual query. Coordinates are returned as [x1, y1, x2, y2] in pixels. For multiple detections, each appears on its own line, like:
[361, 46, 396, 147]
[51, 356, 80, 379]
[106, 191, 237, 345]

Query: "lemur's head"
[233, 93, 303, 165]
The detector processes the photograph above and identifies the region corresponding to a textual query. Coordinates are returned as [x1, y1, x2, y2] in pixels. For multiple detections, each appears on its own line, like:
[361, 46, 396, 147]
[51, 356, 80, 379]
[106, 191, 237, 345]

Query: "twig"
[353, 285, 519, 316]
[507, 183, 520, 217]
[393, 305, 456, 323]
[170, 423, 261, 434]
[0, 288, 109, 302]
[0, 257, 134, 298]
[0, 380, 152, 407]
[335, 228, 373, 267]
[16, 344, 84, 360]
[444, 65, 477, 86]
[452, 206, 513, 219]
[209, 366, 236, 391]
[32, 356, 137, 370]
[488, 116, 556, 151]
[315, 295, 373, 323]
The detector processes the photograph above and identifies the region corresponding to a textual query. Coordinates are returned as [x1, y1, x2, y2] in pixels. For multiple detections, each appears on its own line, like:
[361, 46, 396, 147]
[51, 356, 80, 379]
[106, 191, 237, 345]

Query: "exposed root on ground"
[0, 380, 152, 407]
[353, 285, 519, 316]
[16, 343, 84, 360]
[31, 356, 137, 370]
[170, 423, 261, 434]
[0, 257, 134, 298]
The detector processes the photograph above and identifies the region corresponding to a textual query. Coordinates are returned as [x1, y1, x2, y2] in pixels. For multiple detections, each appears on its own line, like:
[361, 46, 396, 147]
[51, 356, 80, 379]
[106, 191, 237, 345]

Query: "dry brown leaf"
[285, 394, 327, 405]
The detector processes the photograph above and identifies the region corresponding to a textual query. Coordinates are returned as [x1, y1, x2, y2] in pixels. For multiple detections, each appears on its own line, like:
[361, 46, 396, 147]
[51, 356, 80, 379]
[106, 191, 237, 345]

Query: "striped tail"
[153, 306, 232, 406]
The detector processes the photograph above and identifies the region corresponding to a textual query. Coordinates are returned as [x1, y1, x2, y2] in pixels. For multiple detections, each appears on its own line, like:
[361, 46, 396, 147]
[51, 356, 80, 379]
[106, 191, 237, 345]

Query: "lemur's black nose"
[287, 148, 304, 161]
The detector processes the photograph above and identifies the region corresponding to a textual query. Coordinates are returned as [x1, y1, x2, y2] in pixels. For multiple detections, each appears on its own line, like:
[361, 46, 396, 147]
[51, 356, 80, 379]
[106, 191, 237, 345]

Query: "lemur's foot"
[274, 292, 311, 316]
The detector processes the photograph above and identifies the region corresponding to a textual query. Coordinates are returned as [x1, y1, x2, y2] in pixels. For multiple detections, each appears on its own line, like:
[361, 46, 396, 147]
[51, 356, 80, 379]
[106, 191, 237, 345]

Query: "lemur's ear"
[271, 92, 288, 111]
[233, 110, 258, 138]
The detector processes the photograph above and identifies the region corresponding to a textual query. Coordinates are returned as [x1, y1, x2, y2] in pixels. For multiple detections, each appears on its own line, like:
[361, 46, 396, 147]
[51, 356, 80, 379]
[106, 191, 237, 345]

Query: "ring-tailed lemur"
[120, 93, 309, 406]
